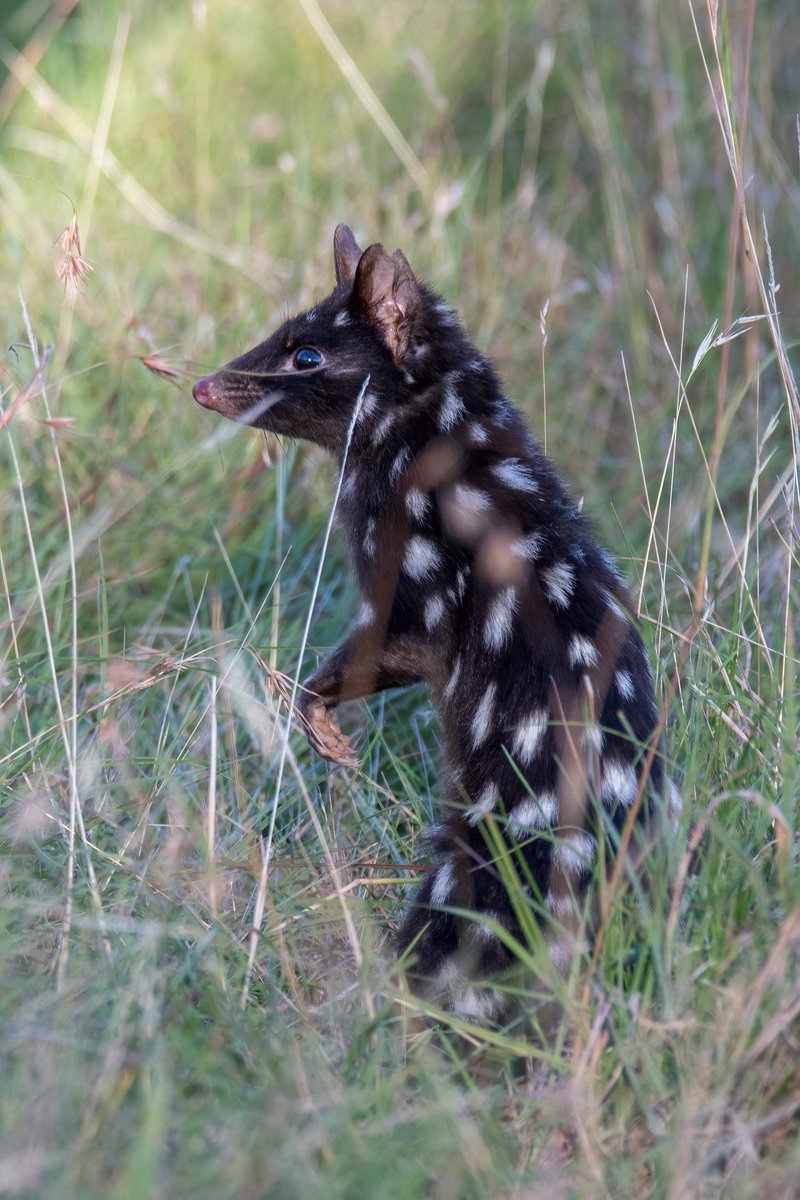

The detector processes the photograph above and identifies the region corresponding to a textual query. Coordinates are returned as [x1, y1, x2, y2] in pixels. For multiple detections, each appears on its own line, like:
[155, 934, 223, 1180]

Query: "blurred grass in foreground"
[1, 1, 799, 1196]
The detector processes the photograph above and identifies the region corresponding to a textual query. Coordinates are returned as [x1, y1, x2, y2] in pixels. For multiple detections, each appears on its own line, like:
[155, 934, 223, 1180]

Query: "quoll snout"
[192, 375, 221, 409]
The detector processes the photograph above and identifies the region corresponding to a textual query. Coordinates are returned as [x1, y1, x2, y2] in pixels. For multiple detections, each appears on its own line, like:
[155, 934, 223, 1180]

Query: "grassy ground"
[1, 1, 798, 1196]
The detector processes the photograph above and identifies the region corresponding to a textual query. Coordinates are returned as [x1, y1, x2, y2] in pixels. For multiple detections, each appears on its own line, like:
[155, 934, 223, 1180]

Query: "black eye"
[293, 347, 323, 370]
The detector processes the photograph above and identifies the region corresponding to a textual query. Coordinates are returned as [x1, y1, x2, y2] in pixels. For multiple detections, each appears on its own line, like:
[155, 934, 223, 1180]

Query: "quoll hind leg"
[396, 859, 517, 1025]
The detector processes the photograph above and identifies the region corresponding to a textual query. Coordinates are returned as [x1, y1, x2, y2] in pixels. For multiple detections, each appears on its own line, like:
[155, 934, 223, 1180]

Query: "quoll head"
[193, 225, 469, 453]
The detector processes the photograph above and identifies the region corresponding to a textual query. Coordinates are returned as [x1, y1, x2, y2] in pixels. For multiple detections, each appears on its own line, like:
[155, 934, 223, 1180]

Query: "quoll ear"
[351, 243, 421, 363]
[333, 223, 364, 286]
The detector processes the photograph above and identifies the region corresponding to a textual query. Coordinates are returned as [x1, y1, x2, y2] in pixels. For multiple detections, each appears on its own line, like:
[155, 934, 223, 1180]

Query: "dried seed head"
[56, 214, 91, 302]
[58, 249, 93, 303]
[140, 353, 181, 380]
[56, 214, 82, 254]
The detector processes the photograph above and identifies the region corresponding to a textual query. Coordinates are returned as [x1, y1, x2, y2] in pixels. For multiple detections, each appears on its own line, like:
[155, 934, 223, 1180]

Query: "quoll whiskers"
[193, 224, 680, 1021]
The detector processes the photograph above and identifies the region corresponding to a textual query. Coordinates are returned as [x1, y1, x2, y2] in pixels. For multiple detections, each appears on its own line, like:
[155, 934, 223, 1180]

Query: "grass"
[1, 0, 798, 1195]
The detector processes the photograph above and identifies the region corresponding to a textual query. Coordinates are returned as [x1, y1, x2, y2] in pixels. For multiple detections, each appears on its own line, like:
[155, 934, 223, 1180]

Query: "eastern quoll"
[193, 224, 680, 1021]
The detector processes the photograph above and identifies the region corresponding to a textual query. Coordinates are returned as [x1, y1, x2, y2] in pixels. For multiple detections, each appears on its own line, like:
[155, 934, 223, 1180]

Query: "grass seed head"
[58, 251, 93, 303]
[139, 353, 183, 380]
[56, 215, 92, 302]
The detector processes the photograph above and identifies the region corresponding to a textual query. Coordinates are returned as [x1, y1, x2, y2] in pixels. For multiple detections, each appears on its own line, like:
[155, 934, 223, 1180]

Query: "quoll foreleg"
[298, 629, 430, 767]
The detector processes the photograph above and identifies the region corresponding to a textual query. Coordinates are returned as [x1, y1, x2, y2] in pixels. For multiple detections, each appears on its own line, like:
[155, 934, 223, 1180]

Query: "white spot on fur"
[305, 308, 316, 321]
[443, 655, 462, 700]
[424, 593, 446, 631]
[554, 831, 595, 874]
[439, 377, 465, 431]
[406, 487, 430, 520]
[340, 472, 356, 500]
[470, 683, 497, 748]
[436, 959, 464, 991]
[508, 791, 558, 836]
[600, 547, 622, 581]
[542, 561, 575, 608]
[511, 530, 544, 561]
[431, 859, 455, 906]
[601, 759, 638, 808]
[356, 391, 379, 422]
[333, 310, 350, 328]
[511, 709, 548, 765]
[390, 446, 411, 482]
[364, 517, 377, 558]
[455, 567, 469, 598]
[568, 634, 598, 668]
[548, 939, 570, 972]
[453, 482, 492, 517]
[373, 411, 396, 443]
[615, 669, 635, 701]
[403, 535, 442, 581]
[545, 891, 575, 918]
[581, 723, 605, 754]
[356, 600, 374, 627]
[443, 484, 492, 544]
[455, 988, 503, 1022]
[484, 587, 518, 649]
[606, 592, 628, 622]
[467, 781, 500, 825]
[473, 912, 502, 941]
[434, 301, 458, 325]
[469, 421, 489, 445]
[491, 458, 540, 493]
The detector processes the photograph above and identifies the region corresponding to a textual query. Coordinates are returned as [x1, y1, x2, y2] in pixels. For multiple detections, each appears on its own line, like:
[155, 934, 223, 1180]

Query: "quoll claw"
[302, 701, 359, 769]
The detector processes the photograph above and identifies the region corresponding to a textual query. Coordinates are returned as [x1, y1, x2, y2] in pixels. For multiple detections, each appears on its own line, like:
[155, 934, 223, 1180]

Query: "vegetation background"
[1, 0, 798, 1195]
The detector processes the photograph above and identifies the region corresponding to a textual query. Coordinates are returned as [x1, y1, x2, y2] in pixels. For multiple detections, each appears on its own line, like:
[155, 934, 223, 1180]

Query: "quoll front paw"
[300, 698, 359, 769]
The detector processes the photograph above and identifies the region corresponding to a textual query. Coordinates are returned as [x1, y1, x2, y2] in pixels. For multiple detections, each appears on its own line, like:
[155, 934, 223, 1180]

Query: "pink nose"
[193, 375, 219, 407]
